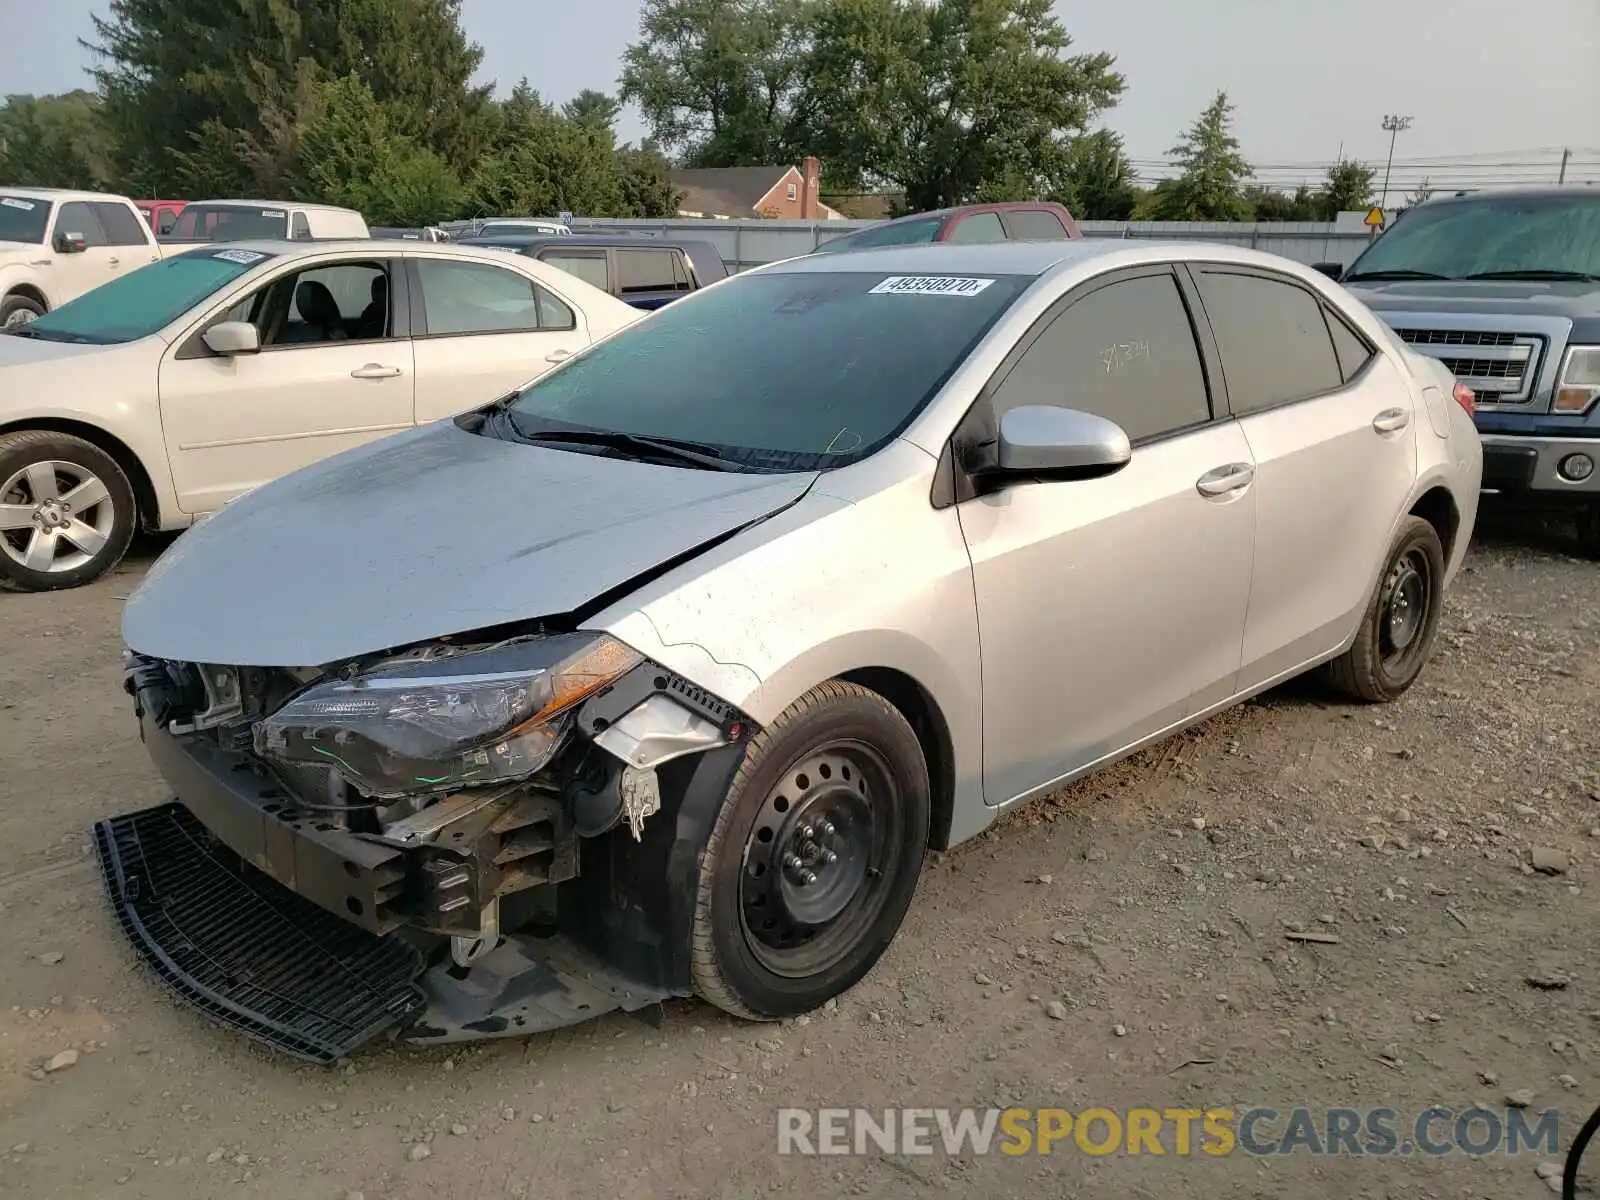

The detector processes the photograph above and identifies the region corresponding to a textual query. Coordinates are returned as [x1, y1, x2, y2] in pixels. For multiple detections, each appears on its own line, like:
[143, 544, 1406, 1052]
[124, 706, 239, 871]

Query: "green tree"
[620, 0, 806, 168]
[1244, 183, 1320, 221]
[87, 0, 493, 195]
[1152, 91, 1250, 220]
[562, 89, 622, 135]
[801, 0, 1124, 210]
[614, 145, 683, 217]
[1399, 176, 1434, 211]
[0, 92, 115, 189]
[291, 74, 464, 225]
[1317, 157, 1376, 218]
[1051, 129, 1138, 220]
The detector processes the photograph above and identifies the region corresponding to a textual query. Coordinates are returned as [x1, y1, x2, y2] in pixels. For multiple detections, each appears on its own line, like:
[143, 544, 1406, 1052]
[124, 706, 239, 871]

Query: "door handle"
[544, 348, 572, 364]
[1372, 407, 1410, 433]
[350, 364, 402, 379]
[1196, 462, 1254, 497]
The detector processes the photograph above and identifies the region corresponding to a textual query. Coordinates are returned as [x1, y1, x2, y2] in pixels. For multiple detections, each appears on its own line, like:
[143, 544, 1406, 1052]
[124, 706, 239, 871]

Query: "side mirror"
[1312, 262, 1344, 282]
[993, 406, 1131, 481]
[202, 320, 261, 356]
[53, 231, 87, 254]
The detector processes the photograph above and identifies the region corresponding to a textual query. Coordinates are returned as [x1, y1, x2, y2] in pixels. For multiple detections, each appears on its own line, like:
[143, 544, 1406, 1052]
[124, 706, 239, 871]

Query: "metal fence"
[441, 215, 1377, 271]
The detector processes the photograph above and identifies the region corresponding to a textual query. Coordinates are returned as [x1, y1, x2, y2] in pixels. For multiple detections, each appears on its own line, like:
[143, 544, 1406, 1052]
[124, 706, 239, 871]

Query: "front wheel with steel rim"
[692, 680, 930, 1019]
[0, 430, 138, 592]
[1323, 515, 1447, 703]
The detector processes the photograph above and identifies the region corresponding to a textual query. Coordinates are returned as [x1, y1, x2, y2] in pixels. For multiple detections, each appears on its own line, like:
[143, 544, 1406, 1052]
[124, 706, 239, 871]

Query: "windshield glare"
[169, 204, 289, 241]
[1349, 193, 1600, 278]
[0, 196, 52, 244]
[15, 248, 274, 345]
[506, 268, 1031, 470]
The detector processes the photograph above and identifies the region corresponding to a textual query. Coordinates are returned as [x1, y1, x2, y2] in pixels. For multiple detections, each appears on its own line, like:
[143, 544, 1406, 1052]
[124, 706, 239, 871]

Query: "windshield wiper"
[511, 423, 735, 471]
[1342, 269, 1451, 282]
[1460, 269, 1600, 282]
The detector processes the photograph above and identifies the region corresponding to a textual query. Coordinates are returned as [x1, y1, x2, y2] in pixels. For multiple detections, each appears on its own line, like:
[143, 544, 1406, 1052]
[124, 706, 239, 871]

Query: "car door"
[47, 201, 119, 303]
[157, 255, 415, 514]
[91, 201, 162, 275]
[955, 266, 1257, 807]
[1186, 265, 1419, 691]
[408, 255, 591, 423]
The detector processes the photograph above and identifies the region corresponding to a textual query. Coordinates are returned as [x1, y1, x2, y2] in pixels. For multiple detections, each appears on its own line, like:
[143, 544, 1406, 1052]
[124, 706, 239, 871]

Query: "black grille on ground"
[94, 802, 426, 1065]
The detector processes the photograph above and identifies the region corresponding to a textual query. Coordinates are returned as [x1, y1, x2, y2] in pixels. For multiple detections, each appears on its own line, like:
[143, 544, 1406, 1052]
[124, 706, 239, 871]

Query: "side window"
[946, 212, 1007, 244]
[540, 250, 610, 293]
[615, 249, 684, 295]
[55, 201, 108, 247]
[1004, 209, 1069, 240]
[415, 259, 568, 335]
[1324, 305, 1375, 383]
[290, 212, 311, 240]
[92, 202, 151, 247]
[1194, 270, 1343, 414]
[990, 272, 1211, 443]
[235, 261, 392, 348]
[156, 208, 179, 235]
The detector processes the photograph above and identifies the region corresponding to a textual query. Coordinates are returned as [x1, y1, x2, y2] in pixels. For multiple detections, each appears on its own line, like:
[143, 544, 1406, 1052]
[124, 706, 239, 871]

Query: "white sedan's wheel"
[0, 431, 137, 592]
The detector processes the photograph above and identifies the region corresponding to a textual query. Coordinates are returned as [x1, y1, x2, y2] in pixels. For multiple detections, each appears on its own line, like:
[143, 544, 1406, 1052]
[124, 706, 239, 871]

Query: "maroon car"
[812, 201, 1081, 254]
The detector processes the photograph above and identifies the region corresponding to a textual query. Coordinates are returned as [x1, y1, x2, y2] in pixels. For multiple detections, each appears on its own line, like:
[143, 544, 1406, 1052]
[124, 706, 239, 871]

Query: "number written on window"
[991, 272, 1211, 442]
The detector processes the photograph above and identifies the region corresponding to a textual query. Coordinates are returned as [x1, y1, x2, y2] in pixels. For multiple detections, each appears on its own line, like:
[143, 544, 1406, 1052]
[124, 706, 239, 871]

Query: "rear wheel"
[0, 431, 137, 592]
[1323, 516, 1446, 703]
[1, 293, 44, 328]
[691, 681, 930, 1020]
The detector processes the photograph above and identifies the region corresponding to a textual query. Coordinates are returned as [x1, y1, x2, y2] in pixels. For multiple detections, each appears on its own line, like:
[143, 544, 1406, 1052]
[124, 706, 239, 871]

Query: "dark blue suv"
[455, 234, 728, 310]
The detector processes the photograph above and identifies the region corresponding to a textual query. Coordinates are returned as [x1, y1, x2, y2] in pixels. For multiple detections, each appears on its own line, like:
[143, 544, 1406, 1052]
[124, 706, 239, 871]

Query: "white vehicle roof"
[186, 199, 363, 215]
[0, 187, 133, 204]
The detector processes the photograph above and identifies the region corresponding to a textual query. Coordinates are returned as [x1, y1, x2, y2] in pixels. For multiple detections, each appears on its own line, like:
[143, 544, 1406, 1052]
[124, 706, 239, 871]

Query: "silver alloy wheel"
[2, 307, 37, 329]
[0, 459, 116, 574]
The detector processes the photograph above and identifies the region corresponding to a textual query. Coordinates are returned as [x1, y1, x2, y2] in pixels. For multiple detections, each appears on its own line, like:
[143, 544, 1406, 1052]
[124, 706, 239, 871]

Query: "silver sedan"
[106, 239, 1483, 1059]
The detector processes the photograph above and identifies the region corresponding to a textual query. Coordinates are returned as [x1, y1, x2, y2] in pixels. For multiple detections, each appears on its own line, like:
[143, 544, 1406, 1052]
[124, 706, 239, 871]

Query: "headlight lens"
[1554, 345, 1600, 414]
[254, 633, 641, 797]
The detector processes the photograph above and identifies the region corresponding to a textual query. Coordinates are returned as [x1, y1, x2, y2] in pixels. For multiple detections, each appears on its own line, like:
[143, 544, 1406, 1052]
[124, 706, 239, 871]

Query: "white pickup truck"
[161, 200, 370, 244]
[0, 188, 164, 328]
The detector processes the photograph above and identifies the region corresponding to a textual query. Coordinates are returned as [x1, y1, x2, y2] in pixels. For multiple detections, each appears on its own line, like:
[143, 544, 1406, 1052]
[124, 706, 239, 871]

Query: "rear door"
[1187, 265, 1418, 690]
[157, 255, 415, 513]
[408, 255, 592, 422]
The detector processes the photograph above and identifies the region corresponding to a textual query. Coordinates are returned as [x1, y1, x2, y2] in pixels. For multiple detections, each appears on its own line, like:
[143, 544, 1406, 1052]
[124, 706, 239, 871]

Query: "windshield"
[814, 216, 945, 254]
[504, 268, 1031, 470]
[0, 196, 52, 244]
[479, 222, 567, 237]
[1347, 193, 1600, 280]
[12, 248, 276, 344]
[169, 204, 289, 241]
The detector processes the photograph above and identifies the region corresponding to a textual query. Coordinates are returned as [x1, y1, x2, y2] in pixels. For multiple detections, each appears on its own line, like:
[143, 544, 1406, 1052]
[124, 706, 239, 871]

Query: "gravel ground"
[0, 505, 1596, 1200]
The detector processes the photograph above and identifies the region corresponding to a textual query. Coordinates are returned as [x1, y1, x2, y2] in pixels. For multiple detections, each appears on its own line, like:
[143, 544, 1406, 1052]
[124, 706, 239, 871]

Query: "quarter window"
[990, 272, 1212, 442]
[92, 202, 151, 247]
[1194, 270, 1344, 414]
[947, 212, 1007, 244]
[1324, 305, 1375, 383]
[415, 259, 573, 335]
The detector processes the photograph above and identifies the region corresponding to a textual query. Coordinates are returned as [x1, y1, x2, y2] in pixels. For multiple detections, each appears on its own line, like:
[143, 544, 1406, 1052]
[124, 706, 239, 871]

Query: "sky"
[4, 0, 1598, 194]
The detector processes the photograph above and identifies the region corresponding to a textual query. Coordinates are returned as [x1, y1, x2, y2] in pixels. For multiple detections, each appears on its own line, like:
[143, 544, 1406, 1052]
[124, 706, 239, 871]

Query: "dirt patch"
[0, 512, 1596, 1199]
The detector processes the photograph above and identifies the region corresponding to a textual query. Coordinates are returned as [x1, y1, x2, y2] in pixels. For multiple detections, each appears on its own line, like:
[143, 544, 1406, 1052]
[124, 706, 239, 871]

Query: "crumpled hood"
[123, 420, 819, 667]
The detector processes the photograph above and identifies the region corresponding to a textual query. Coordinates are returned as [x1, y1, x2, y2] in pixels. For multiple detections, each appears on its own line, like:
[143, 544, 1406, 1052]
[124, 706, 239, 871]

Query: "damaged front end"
[95, 631, 754, 1063]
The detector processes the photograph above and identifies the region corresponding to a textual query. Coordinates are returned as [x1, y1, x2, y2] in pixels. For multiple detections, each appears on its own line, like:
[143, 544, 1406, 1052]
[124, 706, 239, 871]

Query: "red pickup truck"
[812, 201, 1082, 254]
[135, 199, 187, 235]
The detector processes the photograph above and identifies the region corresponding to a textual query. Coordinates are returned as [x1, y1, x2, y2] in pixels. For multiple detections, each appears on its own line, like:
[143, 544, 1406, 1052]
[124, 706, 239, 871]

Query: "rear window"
[169, 204, 289, 241]
[0, 196, 51, 243]
[507, 268, 1032, 470]
[814, 216, 945, 253]
[12, 248, 275, 345]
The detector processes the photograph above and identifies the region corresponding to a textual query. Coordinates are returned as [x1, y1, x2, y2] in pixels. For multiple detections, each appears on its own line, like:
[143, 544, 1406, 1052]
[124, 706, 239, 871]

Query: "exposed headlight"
[254, 633, 641, 797]
[1554, 345, 1600, 414]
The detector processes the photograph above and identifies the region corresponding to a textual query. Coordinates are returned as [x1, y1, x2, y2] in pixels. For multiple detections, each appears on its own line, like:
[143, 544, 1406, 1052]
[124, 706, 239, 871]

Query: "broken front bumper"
[94, 708, 749, 1063]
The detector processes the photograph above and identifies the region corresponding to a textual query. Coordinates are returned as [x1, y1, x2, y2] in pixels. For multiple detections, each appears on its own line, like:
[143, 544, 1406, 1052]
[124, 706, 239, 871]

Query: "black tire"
[1, 293, 45, 328]
[691, 680, 930, 1020]
[1577, 502, 1600, 562]
[0, 430, 137, 592]
[1323, 515, 1446, 703]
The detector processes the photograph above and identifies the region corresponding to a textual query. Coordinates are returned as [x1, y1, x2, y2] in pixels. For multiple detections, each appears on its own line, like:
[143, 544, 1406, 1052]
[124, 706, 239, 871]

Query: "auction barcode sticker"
[0, 197, 36, 210]
[869, 276, 995, 297]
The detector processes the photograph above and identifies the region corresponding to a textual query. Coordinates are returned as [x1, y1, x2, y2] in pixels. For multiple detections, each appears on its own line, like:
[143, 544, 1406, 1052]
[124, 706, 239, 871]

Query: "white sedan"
[0, 241, 643, 591]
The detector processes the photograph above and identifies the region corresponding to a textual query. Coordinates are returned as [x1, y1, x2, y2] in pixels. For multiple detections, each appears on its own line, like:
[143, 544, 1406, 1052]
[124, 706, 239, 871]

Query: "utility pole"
[1380, 114, 1413, 209]
[1558, 149, 1570, 183]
